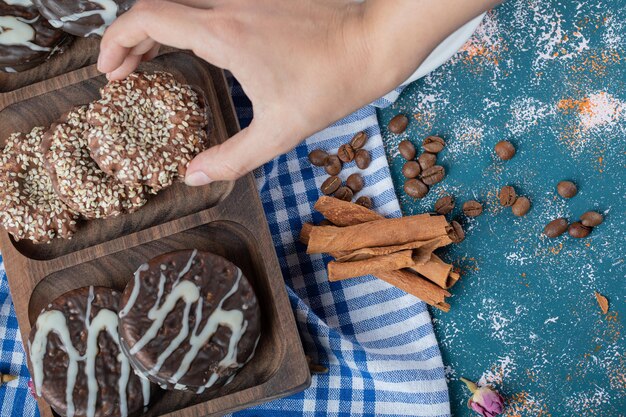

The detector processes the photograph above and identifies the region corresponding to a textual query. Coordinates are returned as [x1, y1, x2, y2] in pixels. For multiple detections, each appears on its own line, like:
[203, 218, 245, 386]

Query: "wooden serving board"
[0, 41, 310, 417]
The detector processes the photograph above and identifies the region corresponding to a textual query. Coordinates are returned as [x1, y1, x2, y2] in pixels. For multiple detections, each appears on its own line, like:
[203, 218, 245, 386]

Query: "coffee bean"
[543, 218, 568, 238]
[308, 149, 328, 166]
[511, 196, 531, 217]
[338, 144, 355, 163]
[324, 155, 342, 176]
[448, 221, 465, 243]
[422, 136, 445, 153]
[398, 140, 416, 160]
[355, 196, 372, 209]
[421, 165, 445, 186]
[494, 140, 516, 160]
[334, 186, 354, 202]
[418, 152, 437, 171]
[463, 200, 483, 217]
[499, 185, 517, 207]
[354, 149, 371, 169]
[435, 196, 455, 215]
[346, 173, 364, 193]
[321, 176, 341, 195]
[568, 221, 591, 238]
[404, 178, 429, 198]
[581, 211, 603, 227]
[402, 161, 421, 178]
[557, 181, 578, 198]
[350, 131, 368, 150]
[388, 114, 409, 134]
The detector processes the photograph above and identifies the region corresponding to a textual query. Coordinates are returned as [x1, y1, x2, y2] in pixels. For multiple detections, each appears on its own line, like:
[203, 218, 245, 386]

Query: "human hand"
[98, 0, 499, 186]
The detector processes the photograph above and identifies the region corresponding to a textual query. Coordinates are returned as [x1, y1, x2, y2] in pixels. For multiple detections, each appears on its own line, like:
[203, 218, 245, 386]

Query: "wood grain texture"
[0, 42, 310, 417]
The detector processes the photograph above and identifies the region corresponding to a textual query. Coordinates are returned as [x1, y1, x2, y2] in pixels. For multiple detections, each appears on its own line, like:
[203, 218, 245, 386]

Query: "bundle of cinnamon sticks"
[300, 197, 462, 312]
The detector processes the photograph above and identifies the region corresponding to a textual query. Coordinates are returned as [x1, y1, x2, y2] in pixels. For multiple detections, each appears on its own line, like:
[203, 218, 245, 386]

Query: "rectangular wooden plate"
[0, 49, 310, 417]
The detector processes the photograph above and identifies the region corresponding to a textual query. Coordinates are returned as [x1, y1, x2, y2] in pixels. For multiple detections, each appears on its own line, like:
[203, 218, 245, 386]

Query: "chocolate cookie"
[87, 72, 209, 191]
[32, 0, 135, 37]
[0, 126, 79, 243]
[0, 0, 69, 72]
[119, 250, 261, 393]
[28, 286, 153, 417]
[42, 105, 148, 219]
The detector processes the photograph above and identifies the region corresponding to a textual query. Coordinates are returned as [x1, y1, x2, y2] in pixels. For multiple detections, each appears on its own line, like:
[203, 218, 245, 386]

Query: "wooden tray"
[0, 48, 310, 417]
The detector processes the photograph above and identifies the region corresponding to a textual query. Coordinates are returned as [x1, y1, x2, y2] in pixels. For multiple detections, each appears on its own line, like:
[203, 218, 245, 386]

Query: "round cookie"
[86, 72, 209, 191]
[0, 126, 79, 243]
[32, 0, 134, 37]
[42, 105, 148, 219]
[119, 250, 261, 393]
[28, 286, 153, 417]
[0, 0, 69, 72]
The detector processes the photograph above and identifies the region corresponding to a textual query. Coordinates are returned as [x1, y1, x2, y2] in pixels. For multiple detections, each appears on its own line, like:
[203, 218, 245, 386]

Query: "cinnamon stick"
[408, 254, 458, 289]
[314, 196, 383, 226]
[328, 250, 415, 281]
[307, 215, 452, 254]
[377, 269, 451, 312]
[334, 237, 447, 262]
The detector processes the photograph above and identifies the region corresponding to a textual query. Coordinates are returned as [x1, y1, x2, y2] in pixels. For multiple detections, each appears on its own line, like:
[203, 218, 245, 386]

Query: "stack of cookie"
[1, 0, 136, 73]
[0, 71, 209, 243]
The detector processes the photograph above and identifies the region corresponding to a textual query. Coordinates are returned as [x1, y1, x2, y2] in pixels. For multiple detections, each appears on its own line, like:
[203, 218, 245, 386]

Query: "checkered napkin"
[0, 81, 450, 417]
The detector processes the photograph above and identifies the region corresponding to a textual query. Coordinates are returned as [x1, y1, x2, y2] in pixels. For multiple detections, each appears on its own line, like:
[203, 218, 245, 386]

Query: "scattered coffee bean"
[354, 149, 371, 169]
[334, 186, 354, 202]
[511, 196, 531, 217]
[463, 200, 483, 217]
[338, 144, 355, 163]
[448, 221, 465, 243]
[355, 196, 372, 209]
[319, 219, 333, 226]
[308, 149, 328, 167]
[543, 218, 569, 238]
[398, 140, 416, 160]
[418, 152, 437, 171]
[499, 185, 517, 207]
[404, 178, 429, 198]
[346, 173, 364, 193]
[568, 221, 591, 238]
[350, 131, 368, 150]
[321, 176, 341, 195]
[402, 161, 421, 178]
[494, 140, 516, 160]
[557, 180, 578, 198]
[388, 114, 409, 134]
[324, 155, 342, 176]
[581, 211, 603, 227]
[421, 165, 446, 186]
[435, 196, 455, 215]
[422, 136, 445, 153]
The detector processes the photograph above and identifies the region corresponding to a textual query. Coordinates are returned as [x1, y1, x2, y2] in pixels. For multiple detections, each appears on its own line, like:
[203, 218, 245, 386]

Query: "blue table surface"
[378, 1, 625, 416]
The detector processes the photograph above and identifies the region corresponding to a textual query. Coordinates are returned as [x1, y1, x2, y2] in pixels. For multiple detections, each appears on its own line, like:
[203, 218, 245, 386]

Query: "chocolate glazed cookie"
[0, 0, 69, 72]
[119, 250, 261, 393]
[28, 286, 153, 417]
[33, 0, 135, 37]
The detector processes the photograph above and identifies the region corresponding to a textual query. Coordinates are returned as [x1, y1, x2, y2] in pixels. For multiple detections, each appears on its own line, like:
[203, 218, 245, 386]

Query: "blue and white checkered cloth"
[0, 76, 452, 417]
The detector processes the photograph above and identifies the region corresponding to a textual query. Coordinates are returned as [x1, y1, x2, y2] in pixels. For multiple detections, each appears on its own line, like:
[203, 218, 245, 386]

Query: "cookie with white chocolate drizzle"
[119, 250, 261, 393]
[32, 0, 135, 37]
[0, 0, 69, 72]
[28, 286, 153, 417]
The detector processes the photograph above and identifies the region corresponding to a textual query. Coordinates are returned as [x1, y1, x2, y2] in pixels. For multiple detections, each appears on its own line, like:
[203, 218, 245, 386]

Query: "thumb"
[184, 119, 298, 186]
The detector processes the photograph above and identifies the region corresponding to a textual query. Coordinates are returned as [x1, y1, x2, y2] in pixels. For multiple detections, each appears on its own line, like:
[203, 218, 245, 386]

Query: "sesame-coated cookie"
[0, 127, 79, 243]
[42, 106, 148, 219]
[86, 72, 209, 192]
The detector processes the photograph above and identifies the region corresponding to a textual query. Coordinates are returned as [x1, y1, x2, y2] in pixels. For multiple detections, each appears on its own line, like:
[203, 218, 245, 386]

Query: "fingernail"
[106, 72, 112, 80]
[185, 171, 212, 186]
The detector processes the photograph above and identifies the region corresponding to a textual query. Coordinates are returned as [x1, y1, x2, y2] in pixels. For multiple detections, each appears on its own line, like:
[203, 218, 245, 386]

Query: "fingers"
[98, 0, 228, 75]
[106, 54, 144, 80]
[185, 120, 300, 185]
